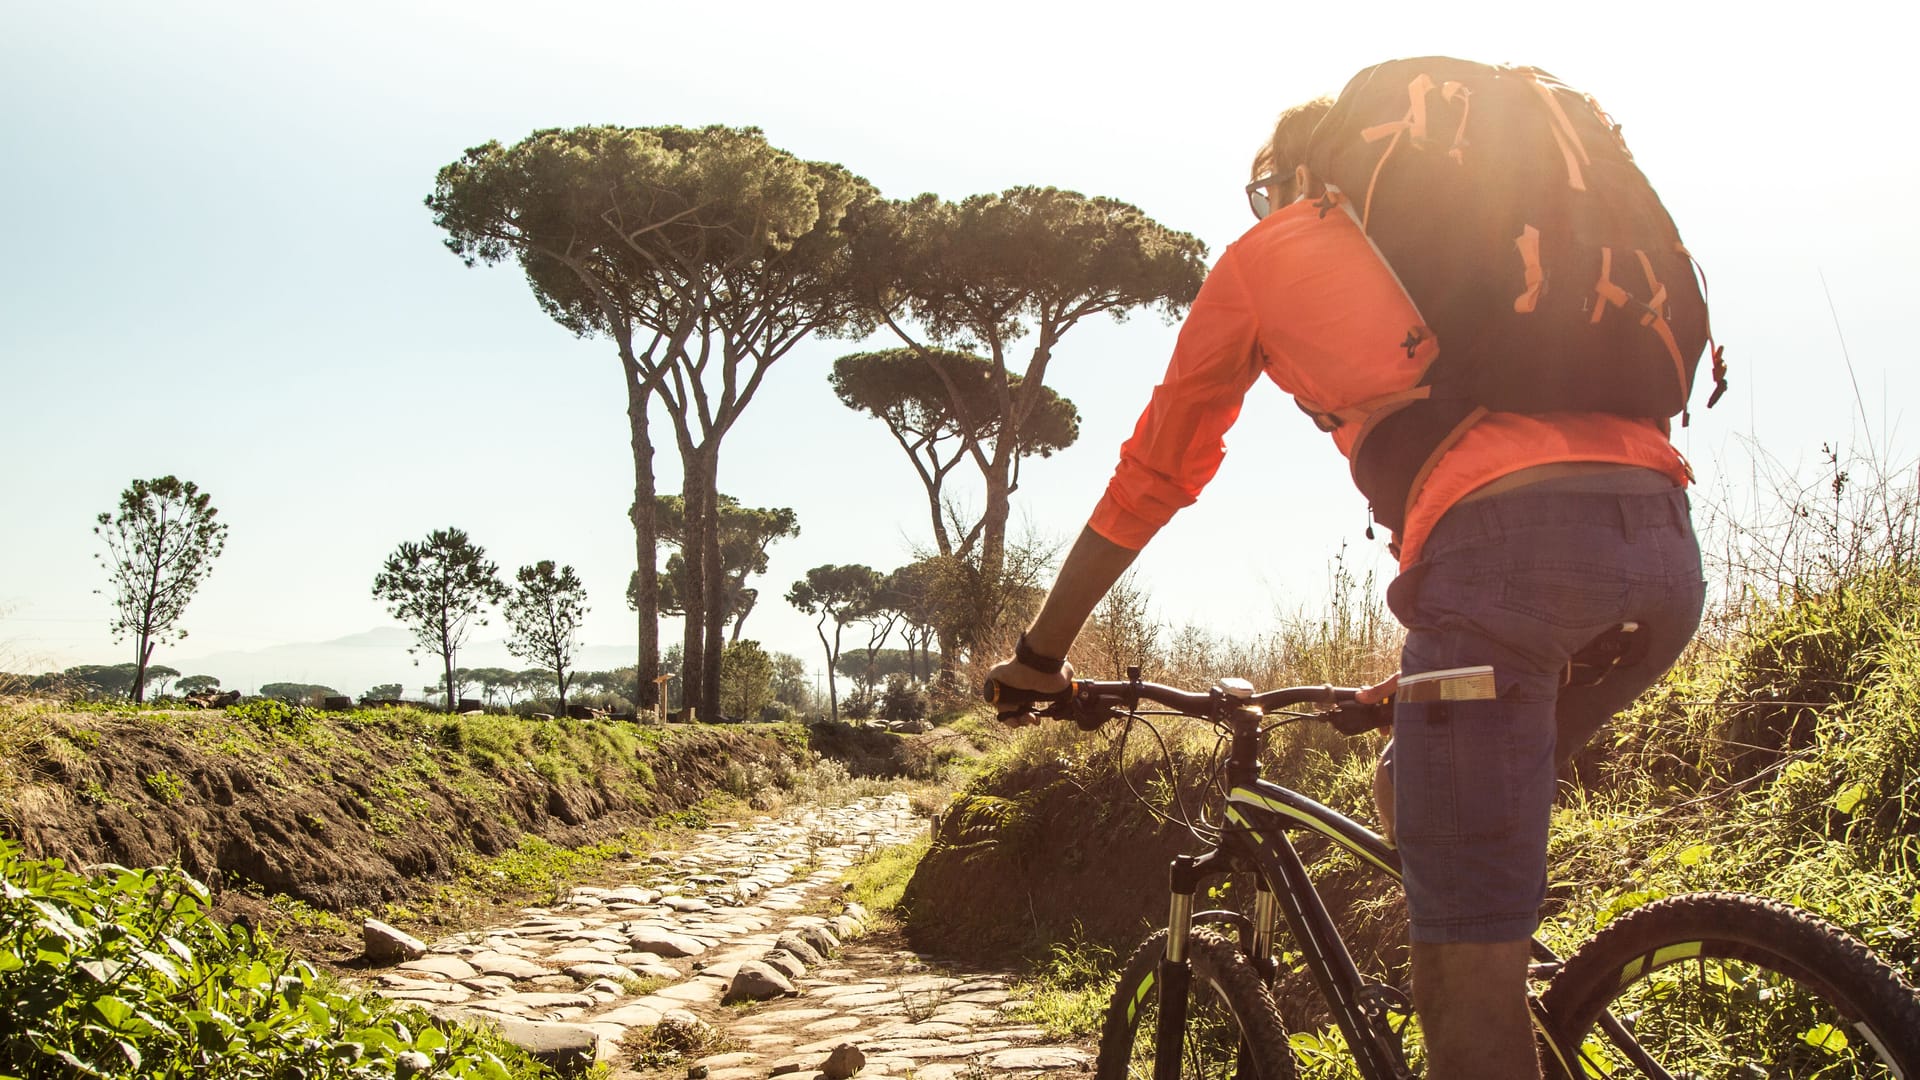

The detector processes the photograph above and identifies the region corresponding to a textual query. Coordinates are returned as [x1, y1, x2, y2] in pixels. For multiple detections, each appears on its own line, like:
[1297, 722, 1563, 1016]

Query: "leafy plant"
[0, 841, 547, 1078]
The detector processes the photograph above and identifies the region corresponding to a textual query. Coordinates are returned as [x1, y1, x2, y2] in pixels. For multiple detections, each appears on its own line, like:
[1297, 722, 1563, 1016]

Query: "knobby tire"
[1542, 891, 1920, 1079]
[1095, 927, 1297, 1080]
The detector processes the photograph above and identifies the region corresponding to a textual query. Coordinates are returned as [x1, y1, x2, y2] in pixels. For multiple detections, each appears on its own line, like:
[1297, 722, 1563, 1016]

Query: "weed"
[898, 987, 945, 1022]
[620, 1014, 737, 1070]
[144, 769, 186, 803]
[1006, 929, 1119, 1039]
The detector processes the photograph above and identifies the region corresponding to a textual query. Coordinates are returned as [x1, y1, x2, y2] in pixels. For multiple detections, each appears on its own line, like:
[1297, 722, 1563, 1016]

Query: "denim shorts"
[1383, 470, 1704, 944]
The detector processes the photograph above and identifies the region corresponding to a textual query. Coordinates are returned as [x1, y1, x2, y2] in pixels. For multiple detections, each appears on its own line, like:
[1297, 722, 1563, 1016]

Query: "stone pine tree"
[852, 187, 1208, 663]
[634, 494, 799, 645]
[371, 528, 508, 714]
[429, 124, 874, 726]
[786, 564, 882, 725]
[93, 476, 230, 703]
[503, 560, 589, 718]
[831, 348, 1078, 561]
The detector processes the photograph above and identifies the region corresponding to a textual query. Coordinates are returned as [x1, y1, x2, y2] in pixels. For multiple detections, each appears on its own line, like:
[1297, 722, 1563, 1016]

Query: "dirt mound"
[901, 757, 1195, 958]
[900, 746, 1409, 1032]
[3, 705, 816, 912]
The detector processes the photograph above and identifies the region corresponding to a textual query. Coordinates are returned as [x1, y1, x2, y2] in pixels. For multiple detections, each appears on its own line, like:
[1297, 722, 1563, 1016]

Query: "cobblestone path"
[358, 793, 1097, 1078]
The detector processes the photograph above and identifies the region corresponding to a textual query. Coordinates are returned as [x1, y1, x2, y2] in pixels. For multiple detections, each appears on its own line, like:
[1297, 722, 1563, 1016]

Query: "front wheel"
[1542, 892, 1920, 1079]
[1095, 927, 1297, 1080]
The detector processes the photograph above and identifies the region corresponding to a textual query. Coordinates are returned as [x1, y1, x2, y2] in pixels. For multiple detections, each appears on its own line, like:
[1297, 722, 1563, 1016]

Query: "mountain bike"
[985, 668, 1920, 1080]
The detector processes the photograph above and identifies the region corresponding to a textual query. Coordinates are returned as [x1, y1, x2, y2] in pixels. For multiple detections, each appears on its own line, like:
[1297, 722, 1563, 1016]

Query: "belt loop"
[1619, 494, 1640, 544]
[1483, 497, 1507, 547]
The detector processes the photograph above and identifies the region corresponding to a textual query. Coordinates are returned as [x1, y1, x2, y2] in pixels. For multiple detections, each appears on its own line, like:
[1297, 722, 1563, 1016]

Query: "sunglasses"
[1245, 174, 1295, 220]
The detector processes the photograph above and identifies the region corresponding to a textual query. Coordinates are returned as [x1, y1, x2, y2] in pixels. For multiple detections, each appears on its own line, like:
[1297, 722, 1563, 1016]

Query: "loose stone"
[363, 918, 427, 963]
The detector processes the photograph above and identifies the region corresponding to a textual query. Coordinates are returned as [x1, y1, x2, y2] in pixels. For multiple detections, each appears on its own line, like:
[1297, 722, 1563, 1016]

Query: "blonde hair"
[1252, 96, 1335, 185]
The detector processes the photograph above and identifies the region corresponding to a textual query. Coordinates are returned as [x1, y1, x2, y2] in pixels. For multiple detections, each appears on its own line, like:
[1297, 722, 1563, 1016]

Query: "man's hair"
[1252, 96, 1335, 183]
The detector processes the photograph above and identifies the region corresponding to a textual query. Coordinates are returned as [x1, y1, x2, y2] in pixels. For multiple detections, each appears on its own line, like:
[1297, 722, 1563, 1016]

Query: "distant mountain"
[169, 628, 642, 698]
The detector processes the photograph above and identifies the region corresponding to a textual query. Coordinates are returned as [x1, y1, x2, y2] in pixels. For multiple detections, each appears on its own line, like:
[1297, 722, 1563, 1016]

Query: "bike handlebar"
[982, 675, 1391, 734]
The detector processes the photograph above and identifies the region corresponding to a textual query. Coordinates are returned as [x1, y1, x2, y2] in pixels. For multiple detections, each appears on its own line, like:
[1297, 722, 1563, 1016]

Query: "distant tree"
[509, 668, 547, 708]
[880, 672, 930, 724]
[61, 663, 178, 700]
[504, 560, 589, 717]
[362, 682, 404, 702]
[94, 476, 230, 703]
[426, 668, 480, 708]
[259, 682, 339, 705]
[886, 559, 946, 680]
[833, 649, 924, 683]
[718, 640, 775, 721]
[62, 665, 135, 699]
[770, 651, 809, 713]
[786, 564, 882, 725]
[852, 189, 1206, 661]
[176, 674, 221, 696]
[143, 666, 182, 698]
[371, 528, 508, 714]
[831, 348, 1078, 559]
[466, 667, 520, 708]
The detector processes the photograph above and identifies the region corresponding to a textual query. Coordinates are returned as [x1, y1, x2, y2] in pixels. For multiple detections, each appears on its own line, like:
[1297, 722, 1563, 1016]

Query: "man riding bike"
[986, 86, 1707, 1080]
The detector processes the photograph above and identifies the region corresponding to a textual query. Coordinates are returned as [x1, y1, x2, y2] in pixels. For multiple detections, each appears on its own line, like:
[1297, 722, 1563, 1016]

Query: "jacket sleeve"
[1088, 245, 1266, 550]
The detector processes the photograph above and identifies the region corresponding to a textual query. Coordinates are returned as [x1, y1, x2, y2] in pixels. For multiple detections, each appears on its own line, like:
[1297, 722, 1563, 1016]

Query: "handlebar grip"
[1326, 698, 1394, 736]
[982, 676, 1071, 713]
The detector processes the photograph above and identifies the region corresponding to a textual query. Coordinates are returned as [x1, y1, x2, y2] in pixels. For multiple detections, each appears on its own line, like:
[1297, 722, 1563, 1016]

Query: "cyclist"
[986, 94, 1706, 1080]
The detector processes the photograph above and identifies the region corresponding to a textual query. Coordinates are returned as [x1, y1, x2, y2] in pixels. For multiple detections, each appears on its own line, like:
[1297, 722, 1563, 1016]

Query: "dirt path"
[354, 793, 1098, 1078]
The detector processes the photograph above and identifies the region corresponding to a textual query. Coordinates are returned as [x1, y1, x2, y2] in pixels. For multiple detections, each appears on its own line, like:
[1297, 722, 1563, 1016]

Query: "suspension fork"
[1154, 854, 1199, 1080]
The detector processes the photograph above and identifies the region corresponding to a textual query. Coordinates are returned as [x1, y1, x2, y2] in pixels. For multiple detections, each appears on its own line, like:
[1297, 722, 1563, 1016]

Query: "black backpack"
[1302, 56, 1725, 533]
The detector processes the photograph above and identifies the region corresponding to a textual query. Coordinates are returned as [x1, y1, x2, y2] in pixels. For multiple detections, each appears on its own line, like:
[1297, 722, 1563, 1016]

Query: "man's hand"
[984, 656, 1074, 727]
[1356, 671, 1399, 706]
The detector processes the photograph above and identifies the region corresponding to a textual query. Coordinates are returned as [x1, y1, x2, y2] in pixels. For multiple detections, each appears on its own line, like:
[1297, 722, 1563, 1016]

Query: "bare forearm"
[1023, 526, 1141, 657]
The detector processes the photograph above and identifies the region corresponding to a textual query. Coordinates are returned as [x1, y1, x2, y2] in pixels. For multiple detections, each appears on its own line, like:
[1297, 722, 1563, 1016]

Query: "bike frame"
[1146, 718, 1590, 1080]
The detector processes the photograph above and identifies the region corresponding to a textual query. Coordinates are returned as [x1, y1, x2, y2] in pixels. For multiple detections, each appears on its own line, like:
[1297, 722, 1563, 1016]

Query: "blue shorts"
[1384, 470, 1704, 944]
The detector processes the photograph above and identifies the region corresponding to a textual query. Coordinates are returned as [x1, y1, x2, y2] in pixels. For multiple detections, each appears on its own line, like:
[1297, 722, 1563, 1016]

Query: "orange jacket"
[1087, 197, 1689, 569]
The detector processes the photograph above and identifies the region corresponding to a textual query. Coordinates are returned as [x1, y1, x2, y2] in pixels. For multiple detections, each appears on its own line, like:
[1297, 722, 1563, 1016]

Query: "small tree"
[94, 476, 229, 703]
[786, 564, 881, 724]
[719, 640, 775, 721]
[504, 560, 589, 717]
[371, 528, 508, 714]
[770, 651, 810, 713]
[880, 673, 930, 724]
[176, 674, 221, 696]
[362, 682, 403, 702]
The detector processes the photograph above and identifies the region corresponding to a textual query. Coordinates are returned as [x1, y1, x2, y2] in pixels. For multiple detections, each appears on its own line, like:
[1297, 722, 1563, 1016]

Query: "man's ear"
[1294, 164, 1316, 200]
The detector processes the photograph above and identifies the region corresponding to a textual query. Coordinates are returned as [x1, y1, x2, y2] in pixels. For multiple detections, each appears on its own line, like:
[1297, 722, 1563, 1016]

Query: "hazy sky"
[3, 1, 1914, 693]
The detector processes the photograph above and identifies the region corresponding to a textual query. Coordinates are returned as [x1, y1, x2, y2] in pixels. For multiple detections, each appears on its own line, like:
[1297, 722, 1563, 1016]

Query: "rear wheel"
[1095, 927, 1297, 1080]
[1542, 892, 1920, 1079]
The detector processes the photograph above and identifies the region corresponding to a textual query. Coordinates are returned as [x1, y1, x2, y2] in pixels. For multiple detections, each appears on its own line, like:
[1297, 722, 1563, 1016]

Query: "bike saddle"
[1564, 622, 1648, 687]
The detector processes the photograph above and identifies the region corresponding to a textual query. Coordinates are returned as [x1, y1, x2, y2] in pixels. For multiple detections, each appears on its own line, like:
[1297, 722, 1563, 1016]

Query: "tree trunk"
[624, 357, 662, 709]
[730, 591, 757, 644]
[132, 637, 153, 703]
[700, 459, 726, 723]
[678, 448, 713, 722]
[443, 650, 457, 715]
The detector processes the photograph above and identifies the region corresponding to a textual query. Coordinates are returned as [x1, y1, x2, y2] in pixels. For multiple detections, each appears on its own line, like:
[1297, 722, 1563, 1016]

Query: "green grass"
[1004, 930, 1121, 1039]
[841, 834, 931, 917]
